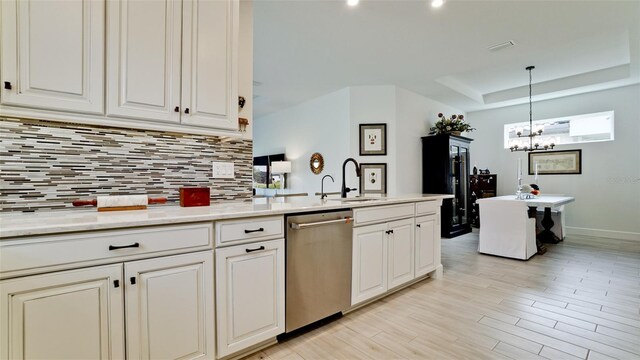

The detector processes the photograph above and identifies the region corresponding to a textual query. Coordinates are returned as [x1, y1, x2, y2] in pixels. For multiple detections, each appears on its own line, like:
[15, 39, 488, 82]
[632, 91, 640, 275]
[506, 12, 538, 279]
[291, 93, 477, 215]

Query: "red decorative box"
[179, 187, 211, 207]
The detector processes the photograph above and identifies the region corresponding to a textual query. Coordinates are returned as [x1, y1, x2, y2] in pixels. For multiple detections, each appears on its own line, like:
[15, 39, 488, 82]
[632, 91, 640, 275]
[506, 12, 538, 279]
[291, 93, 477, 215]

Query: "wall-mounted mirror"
[309, 153, 324, 175]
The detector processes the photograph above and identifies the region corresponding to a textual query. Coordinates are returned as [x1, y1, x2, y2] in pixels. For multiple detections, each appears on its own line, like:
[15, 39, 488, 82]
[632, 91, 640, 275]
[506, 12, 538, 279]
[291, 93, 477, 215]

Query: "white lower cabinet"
[415, 214, 439, 277]
[352, 218, 416, 306]
[125, 251, 215, 360]
[352, 203, 444, 307]
[0, 251, 214, 360]
[387, 218, 415, 289]
[215, 238, 285, 358]
[351, 223, 388, 306]
[0, 264, 125, 360]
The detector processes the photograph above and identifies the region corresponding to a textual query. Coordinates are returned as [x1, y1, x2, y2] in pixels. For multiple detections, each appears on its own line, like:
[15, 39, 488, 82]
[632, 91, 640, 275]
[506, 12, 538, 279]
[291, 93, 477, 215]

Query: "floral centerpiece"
[429, 113, 475, 135]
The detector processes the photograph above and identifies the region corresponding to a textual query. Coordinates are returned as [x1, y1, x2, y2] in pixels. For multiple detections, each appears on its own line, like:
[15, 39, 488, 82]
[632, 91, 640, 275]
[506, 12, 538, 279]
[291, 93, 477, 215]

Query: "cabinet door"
[351, 223, 388, 306]
[0, 0, 104, 113]
[415, 214, 438, 277]
[181, 0, 238, 130]
[215, 239, 285, 358]
[107, 0, 182, 123]
[0, 265, 124, 360]
[125, 251, 214, 360]
[387, 218, 415, 289]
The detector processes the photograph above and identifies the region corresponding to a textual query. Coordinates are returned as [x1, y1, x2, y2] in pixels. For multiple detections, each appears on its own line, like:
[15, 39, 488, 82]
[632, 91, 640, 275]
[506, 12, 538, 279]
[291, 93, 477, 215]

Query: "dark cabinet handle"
[385, 230, 394, 234]
[4, 81, 11, 90]
[109, 242, 140, 251]
[246, 246, 265, 253]
[130, 277, 136, 285]
[416, 224, 421, 228]
[174, 106, 180, 112]
[114, 280, 120, 288]
[244, 228, 264, 234]
[184, 108, 190, 114]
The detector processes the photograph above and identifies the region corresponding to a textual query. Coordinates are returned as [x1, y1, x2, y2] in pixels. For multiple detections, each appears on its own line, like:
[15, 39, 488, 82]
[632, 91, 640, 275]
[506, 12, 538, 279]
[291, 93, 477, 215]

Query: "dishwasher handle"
[290, 217, 353, 230]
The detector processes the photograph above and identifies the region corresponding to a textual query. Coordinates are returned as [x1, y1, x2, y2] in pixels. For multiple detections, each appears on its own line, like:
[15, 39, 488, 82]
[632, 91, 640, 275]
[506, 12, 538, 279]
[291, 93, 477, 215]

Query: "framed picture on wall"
[359, 124, 387, 155]
[528, 150, 582, 175]
[359, 163, 387, 194]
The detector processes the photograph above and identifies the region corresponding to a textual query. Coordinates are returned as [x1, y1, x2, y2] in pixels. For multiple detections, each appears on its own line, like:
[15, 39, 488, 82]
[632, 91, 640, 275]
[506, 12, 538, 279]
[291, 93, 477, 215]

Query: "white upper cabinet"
[107, 0, 182, 123]
[0, 0, 105, 114]
[181, 0, 238, 130]
[107, 0, 238, 129]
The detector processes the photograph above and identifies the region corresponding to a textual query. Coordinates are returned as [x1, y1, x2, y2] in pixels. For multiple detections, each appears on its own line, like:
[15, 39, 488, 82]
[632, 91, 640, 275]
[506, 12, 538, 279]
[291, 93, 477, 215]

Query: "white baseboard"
[566, 226, 640, 241]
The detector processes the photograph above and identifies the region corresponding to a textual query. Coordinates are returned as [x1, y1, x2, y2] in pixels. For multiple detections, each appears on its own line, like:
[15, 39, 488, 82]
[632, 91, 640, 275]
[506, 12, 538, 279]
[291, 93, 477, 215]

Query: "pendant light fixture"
[509, 66, 555, 152]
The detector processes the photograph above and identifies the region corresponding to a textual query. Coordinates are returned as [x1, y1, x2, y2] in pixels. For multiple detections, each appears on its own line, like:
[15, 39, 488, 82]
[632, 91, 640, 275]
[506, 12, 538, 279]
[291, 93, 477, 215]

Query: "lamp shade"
[271, 161, 291, 174]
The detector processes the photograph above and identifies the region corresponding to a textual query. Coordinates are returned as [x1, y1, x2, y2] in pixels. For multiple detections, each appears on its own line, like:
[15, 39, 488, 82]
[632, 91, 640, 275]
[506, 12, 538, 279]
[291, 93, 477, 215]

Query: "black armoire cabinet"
[421, 134, 473, 238]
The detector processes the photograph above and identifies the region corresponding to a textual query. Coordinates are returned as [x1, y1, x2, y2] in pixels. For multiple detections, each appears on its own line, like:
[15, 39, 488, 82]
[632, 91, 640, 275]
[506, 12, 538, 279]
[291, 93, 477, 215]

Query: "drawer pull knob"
[130, 277, 136, 285]
[4, 81, 11, 90]
[385, 229, 394, 235]
[416, 224, 421, 228]
[244, 228, 264, 234]
[246, 246, 265, 253]
[108, 242, 140, 251]
[114, 280, 120, 288]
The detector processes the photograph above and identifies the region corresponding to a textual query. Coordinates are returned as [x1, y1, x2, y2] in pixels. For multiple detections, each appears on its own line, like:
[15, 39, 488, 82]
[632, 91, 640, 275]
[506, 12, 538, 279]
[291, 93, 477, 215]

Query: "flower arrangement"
[429, 113, 475, 135]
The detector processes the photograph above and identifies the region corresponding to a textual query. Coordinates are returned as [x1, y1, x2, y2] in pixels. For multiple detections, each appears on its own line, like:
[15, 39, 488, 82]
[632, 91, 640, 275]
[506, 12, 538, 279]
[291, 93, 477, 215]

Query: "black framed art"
[528, 150, 582, 175]
[359, 123, 387, 156]
[359, 163, 387, 194]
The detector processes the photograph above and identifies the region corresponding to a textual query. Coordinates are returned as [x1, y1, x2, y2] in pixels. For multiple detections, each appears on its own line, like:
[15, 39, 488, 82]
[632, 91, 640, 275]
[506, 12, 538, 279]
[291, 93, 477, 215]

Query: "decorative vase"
[450, 131, 461, 136]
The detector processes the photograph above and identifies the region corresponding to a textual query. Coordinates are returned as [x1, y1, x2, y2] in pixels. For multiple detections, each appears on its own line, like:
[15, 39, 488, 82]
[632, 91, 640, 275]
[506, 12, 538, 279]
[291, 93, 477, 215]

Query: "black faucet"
[320, 175, 334, 199]
[341, 158, 361, 198]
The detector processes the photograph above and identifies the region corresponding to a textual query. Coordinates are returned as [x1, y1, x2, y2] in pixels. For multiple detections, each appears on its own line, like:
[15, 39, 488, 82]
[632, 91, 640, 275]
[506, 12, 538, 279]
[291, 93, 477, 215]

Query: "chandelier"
[509, 66, 555, 152]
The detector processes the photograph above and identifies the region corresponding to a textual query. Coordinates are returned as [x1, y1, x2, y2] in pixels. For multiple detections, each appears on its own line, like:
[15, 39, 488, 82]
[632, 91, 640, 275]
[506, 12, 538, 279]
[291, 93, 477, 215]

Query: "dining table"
[490, 195, 575, 254]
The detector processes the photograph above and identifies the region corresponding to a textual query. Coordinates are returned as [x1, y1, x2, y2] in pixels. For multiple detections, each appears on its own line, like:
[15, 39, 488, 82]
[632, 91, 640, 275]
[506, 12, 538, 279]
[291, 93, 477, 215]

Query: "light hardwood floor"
[248, 231, 640, 360]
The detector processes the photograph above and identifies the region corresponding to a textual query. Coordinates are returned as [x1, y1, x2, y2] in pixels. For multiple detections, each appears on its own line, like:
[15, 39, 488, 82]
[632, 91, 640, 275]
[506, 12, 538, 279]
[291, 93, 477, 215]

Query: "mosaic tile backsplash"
[1, 117, 253, 212]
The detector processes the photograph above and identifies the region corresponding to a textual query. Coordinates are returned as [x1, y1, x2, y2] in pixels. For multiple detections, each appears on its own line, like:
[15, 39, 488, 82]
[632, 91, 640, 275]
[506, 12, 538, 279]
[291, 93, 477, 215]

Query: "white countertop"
[0, 194, 453, 239]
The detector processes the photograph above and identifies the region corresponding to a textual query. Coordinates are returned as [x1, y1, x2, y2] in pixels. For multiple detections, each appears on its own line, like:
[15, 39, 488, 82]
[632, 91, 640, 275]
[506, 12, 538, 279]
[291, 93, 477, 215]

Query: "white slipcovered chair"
[478, 198, 537, 260]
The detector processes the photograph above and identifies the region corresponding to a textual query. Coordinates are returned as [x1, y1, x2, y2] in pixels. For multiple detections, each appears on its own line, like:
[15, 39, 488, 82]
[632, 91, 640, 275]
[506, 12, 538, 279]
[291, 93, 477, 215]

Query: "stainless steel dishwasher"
[285, 210, 353, 333]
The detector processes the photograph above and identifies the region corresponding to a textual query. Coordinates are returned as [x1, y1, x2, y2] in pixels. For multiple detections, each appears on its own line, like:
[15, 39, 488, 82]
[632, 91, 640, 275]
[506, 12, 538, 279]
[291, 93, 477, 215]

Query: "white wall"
[349, 86, 397, 195]
[253, 88, 350, 196]
[395, 87, 466, 195]
[469, 85, 640, 240]
[254, 85, 466, 197]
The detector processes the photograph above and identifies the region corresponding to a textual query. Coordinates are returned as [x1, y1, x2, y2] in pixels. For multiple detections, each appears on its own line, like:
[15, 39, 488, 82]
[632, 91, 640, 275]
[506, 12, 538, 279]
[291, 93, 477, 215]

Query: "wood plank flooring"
[247, 232, 640, 359]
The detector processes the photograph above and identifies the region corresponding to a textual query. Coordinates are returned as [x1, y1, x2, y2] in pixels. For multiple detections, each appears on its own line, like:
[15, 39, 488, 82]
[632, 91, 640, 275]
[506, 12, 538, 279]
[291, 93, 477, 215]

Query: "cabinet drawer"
[0, 223, 213, 279]
[215, 216, 284, 247]
[416, 200, 439, 215]
[353, 203, 415, 227]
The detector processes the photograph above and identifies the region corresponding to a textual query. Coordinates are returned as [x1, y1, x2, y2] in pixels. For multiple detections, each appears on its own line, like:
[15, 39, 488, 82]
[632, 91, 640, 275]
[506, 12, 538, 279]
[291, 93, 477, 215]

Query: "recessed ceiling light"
[347, 0, 359, 6]
[431, 0, 444, 8]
